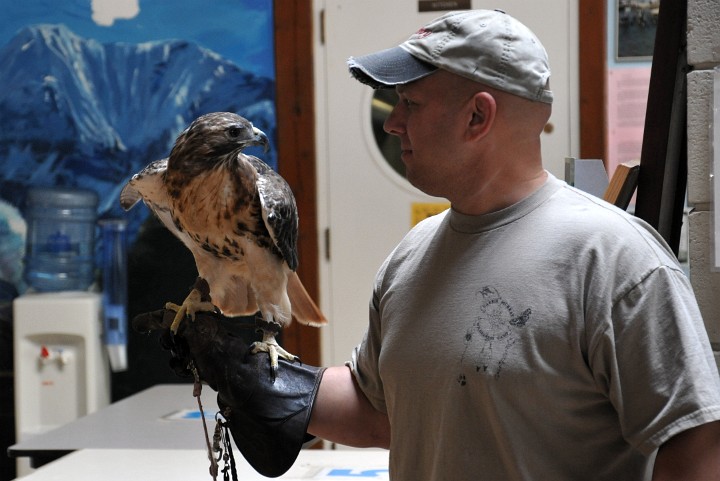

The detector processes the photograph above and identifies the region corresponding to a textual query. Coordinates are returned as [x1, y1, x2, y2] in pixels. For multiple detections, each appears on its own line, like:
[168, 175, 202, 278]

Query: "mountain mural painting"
[0, 23, 276, 294]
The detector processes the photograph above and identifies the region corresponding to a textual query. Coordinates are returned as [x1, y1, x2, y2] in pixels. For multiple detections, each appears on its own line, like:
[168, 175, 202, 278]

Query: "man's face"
[383, 71, 476, 199]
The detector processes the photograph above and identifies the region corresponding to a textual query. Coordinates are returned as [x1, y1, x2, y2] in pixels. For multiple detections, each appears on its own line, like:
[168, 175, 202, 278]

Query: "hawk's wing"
[250, 155, 327, 327]
[120, 158, 189, 247]
[251, 155, 299, 272]
[120, 158, 168, 211]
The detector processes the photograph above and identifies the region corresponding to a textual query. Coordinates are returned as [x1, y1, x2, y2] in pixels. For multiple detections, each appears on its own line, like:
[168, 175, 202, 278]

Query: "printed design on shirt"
[458, 286, 531, 382]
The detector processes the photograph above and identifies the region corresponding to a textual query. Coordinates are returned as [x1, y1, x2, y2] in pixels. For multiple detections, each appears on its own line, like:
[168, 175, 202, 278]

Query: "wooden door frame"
[274, 0, 322, 366]
[579, 0, 607, 161]
[274, 0, 607, 365]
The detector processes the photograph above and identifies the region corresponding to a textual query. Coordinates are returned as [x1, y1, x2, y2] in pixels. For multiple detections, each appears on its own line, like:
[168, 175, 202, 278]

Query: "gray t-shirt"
[350, 174, 720, 480]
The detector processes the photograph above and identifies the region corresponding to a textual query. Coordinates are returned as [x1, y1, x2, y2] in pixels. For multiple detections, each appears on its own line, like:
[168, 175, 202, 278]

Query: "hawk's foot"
[251, 331, 299, 378]
[165, 288, 216, 333]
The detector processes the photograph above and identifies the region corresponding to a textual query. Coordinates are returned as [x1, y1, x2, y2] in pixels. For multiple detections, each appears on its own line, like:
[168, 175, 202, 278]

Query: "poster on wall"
[606, 67, 651, 177]
[606, 1, 653, 185]
[0, 0, 275, 298]
[615, 0, 658, 61]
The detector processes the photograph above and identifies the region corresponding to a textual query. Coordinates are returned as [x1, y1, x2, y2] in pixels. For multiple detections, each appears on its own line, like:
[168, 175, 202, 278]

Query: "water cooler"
[13, 187, 114, 477]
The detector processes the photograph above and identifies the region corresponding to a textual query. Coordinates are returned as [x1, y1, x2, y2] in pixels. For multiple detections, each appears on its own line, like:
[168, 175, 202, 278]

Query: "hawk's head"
[168, 112, 269, 172]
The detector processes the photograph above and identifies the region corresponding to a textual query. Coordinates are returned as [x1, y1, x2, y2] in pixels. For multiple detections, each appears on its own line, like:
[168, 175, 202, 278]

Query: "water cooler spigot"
[38, 345, 72, 367]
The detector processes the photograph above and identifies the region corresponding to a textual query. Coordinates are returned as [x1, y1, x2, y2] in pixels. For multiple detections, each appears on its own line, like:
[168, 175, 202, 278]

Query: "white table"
[8, 384, 220, 467]
[14, 448, 390, 480]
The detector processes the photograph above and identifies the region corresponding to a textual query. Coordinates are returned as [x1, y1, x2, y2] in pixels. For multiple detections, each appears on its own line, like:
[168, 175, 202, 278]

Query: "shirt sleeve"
[589, 265, 720, 455]
[348, 259, 389, 415]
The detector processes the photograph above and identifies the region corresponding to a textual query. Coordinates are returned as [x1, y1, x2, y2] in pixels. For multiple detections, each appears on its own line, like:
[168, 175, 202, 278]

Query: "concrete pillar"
[687, 0, 720, 356]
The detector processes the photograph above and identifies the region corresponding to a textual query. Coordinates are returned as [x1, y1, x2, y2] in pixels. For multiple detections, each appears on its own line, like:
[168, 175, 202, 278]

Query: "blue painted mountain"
[0, 22, 276, 222]
[0, 23, 276, 293]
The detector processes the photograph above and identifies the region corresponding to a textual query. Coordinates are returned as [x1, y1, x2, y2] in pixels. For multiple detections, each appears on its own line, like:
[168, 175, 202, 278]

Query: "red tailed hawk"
[120, 112, 326, 374]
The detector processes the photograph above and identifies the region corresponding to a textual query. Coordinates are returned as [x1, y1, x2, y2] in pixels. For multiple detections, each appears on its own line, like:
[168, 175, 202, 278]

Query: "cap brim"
[348, 46, 437, 89]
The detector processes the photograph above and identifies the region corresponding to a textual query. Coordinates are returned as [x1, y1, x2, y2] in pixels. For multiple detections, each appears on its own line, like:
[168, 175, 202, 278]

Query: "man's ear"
[470, 111, 485, 126]
[467, 91, 496, 139]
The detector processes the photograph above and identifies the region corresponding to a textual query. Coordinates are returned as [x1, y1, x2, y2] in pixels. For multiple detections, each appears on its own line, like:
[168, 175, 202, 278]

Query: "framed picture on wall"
[615, 0, 658, 61]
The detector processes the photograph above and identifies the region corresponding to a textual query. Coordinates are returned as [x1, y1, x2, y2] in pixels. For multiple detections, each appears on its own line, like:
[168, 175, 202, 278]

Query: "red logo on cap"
[412, 27, 433, 39]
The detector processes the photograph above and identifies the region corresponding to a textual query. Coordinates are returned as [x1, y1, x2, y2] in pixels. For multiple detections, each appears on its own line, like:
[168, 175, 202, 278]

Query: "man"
[306, 9, 720, 480]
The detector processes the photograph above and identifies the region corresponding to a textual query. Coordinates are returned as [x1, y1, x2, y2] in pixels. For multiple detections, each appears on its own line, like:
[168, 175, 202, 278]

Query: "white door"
[315, 0, 579, 367]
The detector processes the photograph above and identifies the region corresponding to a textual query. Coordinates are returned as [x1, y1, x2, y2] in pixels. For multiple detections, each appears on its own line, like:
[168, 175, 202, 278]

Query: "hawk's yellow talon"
[165, 288, 215, 333]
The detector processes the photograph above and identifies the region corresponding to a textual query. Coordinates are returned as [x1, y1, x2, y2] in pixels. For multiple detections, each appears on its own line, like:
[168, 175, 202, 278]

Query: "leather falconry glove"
[132, 279, 326, 478]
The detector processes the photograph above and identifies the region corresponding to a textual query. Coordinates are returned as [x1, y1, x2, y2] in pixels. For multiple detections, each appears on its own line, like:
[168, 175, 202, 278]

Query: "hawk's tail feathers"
[288, 271, 328, 327]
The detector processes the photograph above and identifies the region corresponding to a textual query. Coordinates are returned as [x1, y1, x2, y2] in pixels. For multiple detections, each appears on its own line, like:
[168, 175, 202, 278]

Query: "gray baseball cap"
[347, 9, 553, 104]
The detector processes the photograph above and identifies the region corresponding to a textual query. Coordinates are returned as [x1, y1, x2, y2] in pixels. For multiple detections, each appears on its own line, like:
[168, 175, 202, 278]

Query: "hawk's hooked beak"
[253, 127, 270, 153]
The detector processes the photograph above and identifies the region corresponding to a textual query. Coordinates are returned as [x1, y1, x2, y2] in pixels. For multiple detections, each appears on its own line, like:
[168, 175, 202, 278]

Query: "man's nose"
[383, 102, 406, 136]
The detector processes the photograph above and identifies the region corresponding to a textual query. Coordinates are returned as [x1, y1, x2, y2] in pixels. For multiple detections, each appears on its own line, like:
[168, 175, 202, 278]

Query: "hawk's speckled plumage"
[121, 112, 325, 370]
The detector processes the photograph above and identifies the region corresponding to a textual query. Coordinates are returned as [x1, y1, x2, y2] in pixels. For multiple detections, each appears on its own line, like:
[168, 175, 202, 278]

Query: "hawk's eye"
[228, 127, 242, 138]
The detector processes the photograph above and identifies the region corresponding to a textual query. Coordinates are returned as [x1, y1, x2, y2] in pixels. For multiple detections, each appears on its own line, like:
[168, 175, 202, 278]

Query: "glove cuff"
[218, 358, 325, 478]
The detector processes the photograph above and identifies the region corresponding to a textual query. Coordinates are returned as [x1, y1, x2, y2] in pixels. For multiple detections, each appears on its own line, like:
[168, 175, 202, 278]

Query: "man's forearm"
[308, 365, 391, 448]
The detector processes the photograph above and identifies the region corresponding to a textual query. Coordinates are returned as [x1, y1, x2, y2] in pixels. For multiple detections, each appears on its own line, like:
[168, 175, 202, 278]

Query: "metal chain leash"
[190, 361, 239, 481]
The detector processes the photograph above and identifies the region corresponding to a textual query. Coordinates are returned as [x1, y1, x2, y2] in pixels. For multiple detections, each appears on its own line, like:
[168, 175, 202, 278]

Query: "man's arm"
[652, 420, 720, 480]
[308, 365, 391, 449]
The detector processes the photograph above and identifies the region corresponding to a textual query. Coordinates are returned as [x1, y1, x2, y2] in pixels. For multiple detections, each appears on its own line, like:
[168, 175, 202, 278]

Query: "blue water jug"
[24, 187, 99, 292]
